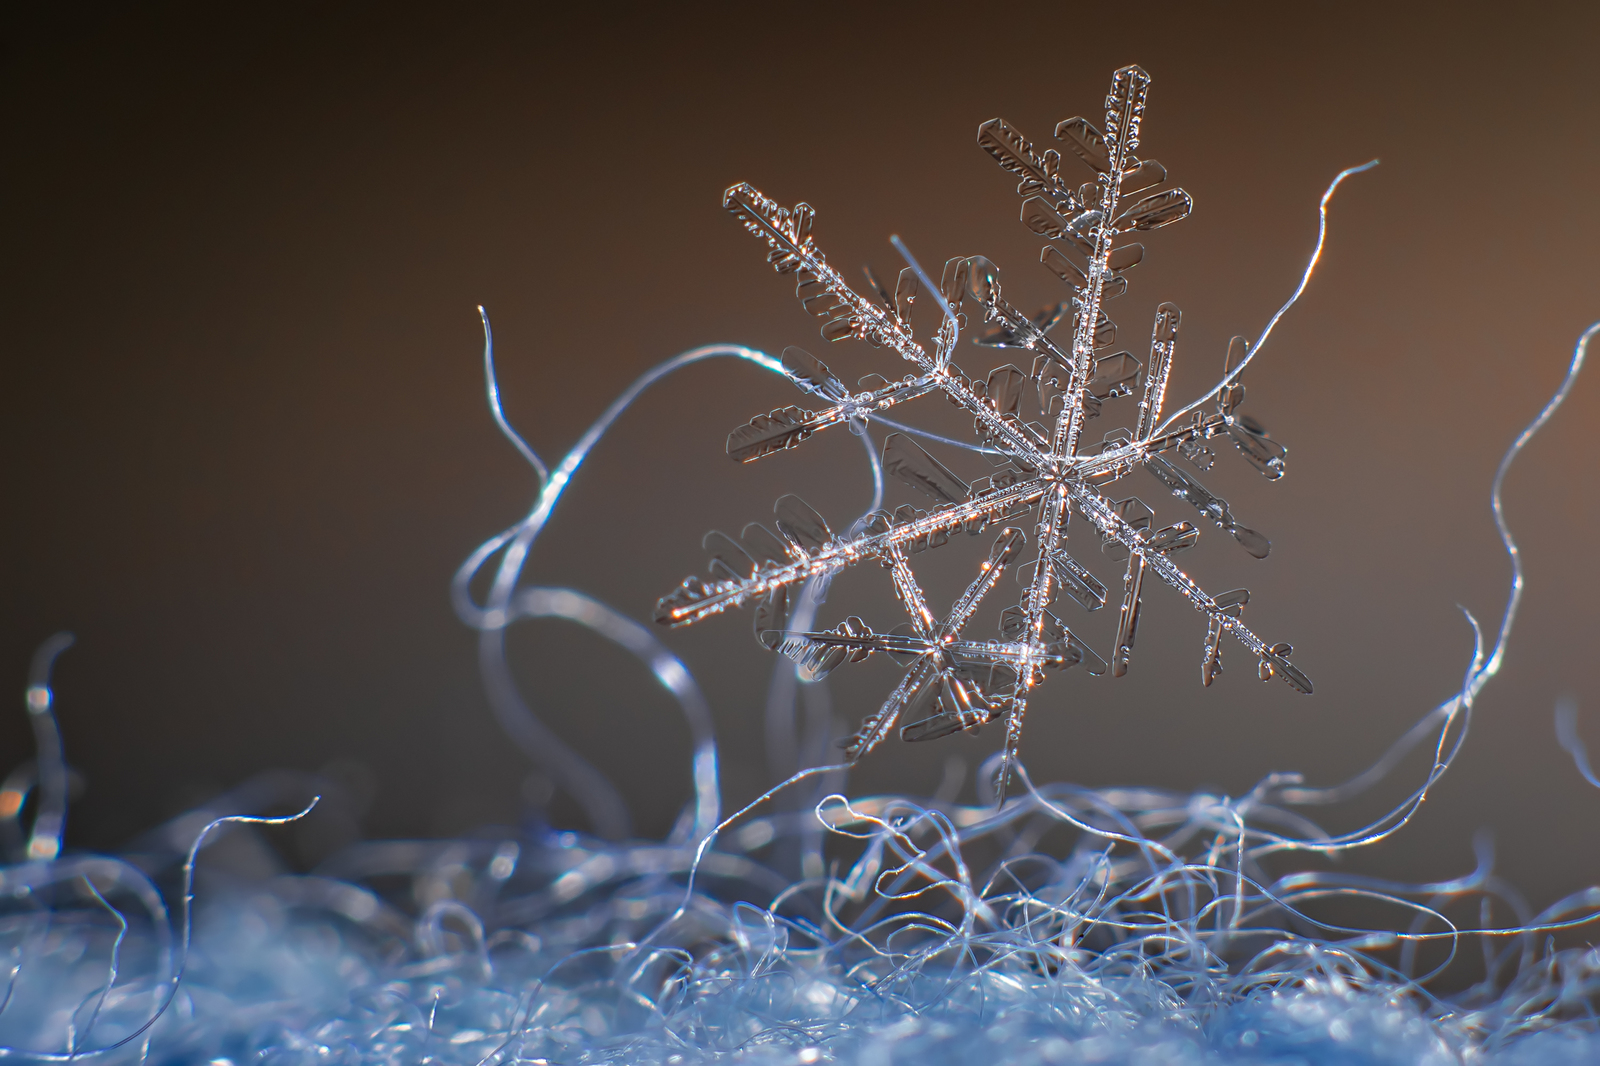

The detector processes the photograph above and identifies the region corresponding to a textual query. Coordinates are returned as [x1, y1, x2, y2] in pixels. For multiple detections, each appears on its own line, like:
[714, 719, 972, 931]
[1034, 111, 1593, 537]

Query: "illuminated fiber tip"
[19, 631, 74, 862]
[652, 64, 1344, 800]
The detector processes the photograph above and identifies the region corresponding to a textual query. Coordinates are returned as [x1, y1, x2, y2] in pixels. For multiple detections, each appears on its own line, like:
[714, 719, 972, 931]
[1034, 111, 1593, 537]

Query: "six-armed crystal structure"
[655, 64, 1311, 795]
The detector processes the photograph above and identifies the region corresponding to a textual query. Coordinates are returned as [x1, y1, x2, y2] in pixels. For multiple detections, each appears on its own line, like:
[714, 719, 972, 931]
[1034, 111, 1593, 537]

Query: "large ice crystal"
[656, 65, 1309, 795]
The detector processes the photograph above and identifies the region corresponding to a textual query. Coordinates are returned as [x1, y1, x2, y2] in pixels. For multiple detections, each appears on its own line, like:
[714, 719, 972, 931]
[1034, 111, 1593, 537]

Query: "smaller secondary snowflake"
[655, 65, 1310, 794]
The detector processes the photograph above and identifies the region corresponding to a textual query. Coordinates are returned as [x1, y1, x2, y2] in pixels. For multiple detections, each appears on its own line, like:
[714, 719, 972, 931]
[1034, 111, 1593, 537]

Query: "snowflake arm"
[723, 184, 1052, 466]
[653, 476, 1048, 628]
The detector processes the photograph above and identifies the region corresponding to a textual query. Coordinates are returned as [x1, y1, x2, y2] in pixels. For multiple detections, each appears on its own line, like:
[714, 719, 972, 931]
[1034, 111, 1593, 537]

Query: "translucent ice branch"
[767, 425, 884, 787]
[723, 183, 1047, 463]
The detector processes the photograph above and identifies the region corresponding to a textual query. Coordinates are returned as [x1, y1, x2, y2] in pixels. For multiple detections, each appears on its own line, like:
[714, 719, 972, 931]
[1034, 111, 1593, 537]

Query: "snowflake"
[654, 64, 1311, 796]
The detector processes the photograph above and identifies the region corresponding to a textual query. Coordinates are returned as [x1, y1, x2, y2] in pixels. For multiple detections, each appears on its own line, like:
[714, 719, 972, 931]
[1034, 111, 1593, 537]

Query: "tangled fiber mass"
[3, 181, 1600, 1064]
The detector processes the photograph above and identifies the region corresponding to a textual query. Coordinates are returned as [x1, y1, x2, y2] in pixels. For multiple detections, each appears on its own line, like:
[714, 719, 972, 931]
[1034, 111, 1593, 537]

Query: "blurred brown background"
[3, 2, 1598, 909]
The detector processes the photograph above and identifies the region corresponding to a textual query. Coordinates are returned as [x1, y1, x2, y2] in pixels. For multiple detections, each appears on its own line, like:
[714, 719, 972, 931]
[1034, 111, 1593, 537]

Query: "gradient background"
[4, 3, 1598, 915]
